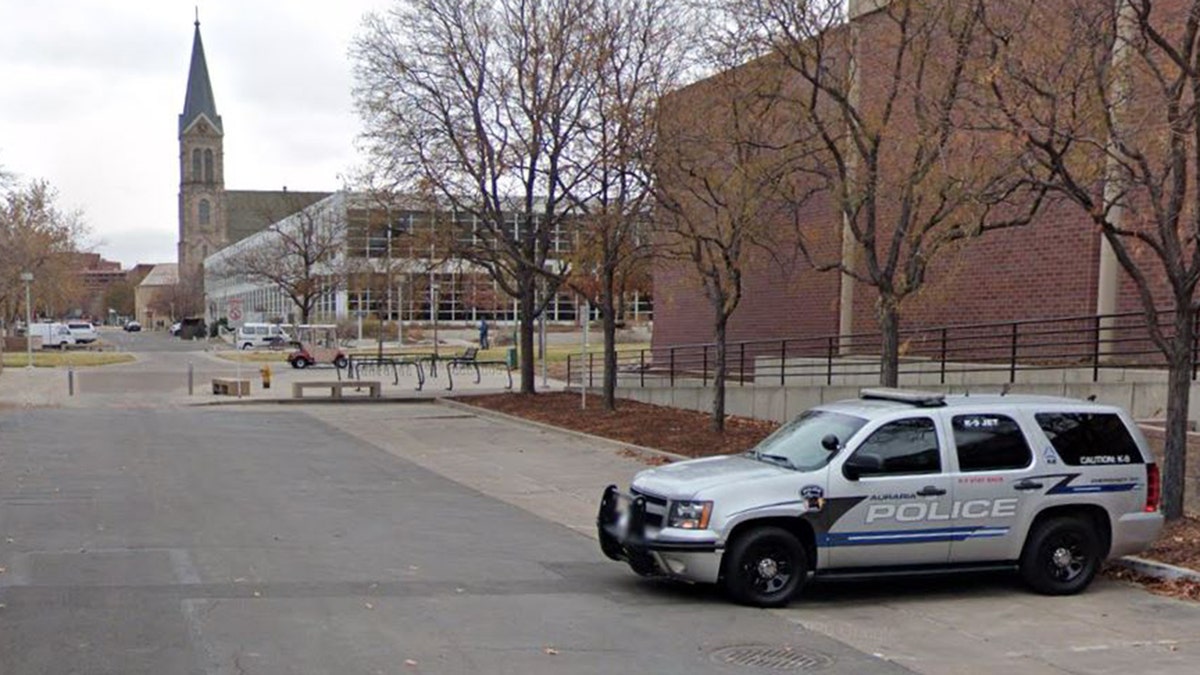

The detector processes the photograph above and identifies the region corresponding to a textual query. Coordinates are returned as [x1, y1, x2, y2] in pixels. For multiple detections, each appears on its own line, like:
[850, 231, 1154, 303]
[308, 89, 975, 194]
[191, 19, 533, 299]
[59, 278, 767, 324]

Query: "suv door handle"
[916, 486, 947, 497]
[1013, 480, 1044, 491]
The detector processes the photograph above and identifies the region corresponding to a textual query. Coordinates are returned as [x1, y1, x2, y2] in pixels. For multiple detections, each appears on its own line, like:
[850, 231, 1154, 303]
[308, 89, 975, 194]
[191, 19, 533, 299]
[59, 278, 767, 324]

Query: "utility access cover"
[710, 645, 833, 671]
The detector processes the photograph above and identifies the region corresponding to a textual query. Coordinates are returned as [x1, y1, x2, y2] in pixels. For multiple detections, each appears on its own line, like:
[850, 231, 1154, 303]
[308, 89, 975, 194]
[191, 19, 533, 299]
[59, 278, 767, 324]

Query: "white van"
[235, 323, 291, 350]
[28, 322, 76, 349]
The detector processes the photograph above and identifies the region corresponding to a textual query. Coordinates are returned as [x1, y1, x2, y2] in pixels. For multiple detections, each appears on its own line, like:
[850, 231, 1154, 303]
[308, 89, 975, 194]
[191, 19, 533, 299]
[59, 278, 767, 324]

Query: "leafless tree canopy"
[353, 0, 682, 394]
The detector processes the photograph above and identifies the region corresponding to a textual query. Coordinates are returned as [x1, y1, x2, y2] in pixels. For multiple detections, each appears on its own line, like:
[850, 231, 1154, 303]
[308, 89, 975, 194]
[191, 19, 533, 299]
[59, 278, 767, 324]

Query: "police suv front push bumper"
[596, 485, 723, 583]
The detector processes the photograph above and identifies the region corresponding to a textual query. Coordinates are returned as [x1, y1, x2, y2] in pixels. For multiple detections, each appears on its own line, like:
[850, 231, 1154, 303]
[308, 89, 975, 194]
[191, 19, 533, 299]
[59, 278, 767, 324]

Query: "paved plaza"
[0, 331, 1198, 673]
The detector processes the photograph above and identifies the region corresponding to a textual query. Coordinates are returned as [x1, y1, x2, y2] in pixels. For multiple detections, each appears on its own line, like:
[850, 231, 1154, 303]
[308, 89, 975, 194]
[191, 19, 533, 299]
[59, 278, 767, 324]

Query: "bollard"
[188, 362, 194, 396]
[68, 366, 74, 396]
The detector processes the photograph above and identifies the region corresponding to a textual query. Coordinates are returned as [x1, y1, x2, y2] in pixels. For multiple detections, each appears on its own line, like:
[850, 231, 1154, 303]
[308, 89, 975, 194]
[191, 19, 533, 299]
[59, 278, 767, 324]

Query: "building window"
[199, 199, 210, 225]
[192, 149, 202, 182]
[204, 149, 214, 184]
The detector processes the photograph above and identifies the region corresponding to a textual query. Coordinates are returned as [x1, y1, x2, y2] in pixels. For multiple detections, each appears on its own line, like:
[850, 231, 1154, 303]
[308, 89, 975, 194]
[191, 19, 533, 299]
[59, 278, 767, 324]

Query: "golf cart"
[286, 324, 348, 369]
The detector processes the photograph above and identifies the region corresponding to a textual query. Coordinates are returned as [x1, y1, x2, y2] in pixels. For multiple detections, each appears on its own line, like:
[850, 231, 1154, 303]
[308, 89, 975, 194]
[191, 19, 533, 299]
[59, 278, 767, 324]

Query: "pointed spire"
[179, 17, 222, 136]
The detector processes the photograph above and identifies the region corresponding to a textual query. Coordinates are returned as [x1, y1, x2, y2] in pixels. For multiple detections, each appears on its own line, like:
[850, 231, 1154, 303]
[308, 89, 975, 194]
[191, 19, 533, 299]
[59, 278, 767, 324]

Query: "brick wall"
[653, 0, 1185, 355]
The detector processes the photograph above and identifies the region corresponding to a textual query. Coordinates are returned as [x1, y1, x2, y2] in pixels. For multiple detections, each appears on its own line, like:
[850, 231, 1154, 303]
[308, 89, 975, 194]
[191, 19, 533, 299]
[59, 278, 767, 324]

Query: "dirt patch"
[455, 391, 1200, 601]
[456, 391, 778, 458]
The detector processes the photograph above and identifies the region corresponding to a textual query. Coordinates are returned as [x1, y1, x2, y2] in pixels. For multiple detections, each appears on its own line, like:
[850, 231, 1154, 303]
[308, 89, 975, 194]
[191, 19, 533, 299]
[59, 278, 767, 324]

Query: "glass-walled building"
[203, 191, 653, 326]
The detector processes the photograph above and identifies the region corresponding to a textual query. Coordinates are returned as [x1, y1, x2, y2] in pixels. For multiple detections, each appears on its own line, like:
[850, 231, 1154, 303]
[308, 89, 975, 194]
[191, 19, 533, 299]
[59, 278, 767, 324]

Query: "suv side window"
[846, 417, 940, 477]
[952, 414, 1033, 472]
[1034, 412, 1144, 465]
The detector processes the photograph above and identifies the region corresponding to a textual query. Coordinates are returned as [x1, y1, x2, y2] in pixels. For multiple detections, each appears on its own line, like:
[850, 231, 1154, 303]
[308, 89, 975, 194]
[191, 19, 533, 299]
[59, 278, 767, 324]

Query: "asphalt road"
[0, 407, 905, 675]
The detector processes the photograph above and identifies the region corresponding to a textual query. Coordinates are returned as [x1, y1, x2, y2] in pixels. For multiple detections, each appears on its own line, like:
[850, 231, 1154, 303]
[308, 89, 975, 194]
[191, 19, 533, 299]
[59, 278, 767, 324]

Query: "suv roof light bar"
[860, 388, 947, 407]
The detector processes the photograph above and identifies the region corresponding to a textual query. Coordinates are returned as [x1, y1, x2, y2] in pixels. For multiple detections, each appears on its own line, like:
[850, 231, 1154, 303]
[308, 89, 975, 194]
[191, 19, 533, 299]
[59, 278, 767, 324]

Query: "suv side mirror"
[843, 452, 884, 481]
[821, 434, 840, 452]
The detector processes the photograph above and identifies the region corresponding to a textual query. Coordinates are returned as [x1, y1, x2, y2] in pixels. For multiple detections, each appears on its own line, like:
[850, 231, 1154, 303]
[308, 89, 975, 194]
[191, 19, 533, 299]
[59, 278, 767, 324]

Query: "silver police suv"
[598, 389, 1164, 607]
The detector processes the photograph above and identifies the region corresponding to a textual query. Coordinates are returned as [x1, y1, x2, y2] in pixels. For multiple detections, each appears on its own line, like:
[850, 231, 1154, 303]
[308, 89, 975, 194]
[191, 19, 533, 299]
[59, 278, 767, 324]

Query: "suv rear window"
[1034, 413, 1143, 465]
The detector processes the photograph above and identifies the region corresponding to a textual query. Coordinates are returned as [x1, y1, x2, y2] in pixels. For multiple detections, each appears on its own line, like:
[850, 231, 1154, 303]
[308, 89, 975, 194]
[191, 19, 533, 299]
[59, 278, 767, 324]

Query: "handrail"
[566, 309, 1189, 390]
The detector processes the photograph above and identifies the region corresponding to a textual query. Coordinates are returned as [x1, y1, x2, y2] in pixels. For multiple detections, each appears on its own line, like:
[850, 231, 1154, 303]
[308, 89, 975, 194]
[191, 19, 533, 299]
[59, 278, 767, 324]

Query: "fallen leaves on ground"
[455, 392, 777, 458]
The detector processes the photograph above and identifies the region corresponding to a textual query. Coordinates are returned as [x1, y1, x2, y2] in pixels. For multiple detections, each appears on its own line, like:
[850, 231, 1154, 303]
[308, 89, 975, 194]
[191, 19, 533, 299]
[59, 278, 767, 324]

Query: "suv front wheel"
[1020, 515, 1101, 595]
[723, 526, 807, 608]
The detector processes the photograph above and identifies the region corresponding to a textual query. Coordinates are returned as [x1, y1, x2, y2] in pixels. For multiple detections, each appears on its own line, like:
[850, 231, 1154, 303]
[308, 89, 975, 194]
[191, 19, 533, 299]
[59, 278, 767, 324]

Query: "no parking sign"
[226, 298, 243, 324]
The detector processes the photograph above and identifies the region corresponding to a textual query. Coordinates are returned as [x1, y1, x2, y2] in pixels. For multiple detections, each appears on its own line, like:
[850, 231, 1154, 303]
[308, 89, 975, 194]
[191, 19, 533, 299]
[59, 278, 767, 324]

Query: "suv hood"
[632, 455, 788, 499]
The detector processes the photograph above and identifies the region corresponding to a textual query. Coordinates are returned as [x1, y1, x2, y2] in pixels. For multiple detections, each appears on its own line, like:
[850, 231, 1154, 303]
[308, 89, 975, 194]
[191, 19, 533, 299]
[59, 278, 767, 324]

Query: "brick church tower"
[177, 18, 226, 281]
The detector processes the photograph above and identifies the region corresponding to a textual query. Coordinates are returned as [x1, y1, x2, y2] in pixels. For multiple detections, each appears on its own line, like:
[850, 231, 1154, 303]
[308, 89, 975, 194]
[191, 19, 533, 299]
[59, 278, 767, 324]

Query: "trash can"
[506, 347, 518, 368]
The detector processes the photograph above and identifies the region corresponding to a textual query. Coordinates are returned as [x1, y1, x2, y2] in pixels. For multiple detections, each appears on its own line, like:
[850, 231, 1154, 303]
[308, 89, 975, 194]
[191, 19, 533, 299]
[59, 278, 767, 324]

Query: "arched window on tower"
[192, 149, 202, 182]
[199, 199, 211, 225]
[204, 149, 214, 184]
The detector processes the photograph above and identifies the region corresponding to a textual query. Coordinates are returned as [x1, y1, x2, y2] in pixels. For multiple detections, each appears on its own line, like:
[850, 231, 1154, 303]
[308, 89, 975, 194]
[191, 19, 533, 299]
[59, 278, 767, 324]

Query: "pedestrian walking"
[479, 319, 489, 349]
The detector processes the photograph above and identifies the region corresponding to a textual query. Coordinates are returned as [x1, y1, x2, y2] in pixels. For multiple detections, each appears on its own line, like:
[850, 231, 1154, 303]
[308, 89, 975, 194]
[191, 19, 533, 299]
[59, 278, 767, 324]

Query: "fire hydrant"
[260, 364, 272, 389]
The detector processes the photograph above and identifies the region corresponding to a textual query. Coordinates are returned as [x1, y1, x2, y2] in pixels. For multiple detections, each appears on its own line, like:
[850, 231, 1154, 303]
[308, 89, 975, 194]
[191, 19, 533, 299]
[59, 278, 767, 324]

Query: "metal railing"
[566, 310, 1192, 389]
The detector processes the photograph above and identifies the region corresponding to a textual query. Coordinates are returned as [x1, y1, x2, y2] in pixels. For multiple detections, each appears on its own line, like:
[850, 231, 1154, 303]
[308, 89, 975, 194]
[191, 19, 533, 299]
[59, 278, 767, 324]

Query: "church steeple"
[179, 19, 222, 136]
[178, 14, 227, 281]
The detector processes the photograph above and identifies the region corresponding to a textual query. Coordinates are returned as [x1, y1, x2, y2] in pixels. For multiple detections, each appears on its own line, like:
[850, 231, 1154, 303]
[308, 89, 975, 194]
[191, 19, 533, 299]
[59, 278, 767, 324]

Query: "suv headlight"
[668, 501, 713, 530]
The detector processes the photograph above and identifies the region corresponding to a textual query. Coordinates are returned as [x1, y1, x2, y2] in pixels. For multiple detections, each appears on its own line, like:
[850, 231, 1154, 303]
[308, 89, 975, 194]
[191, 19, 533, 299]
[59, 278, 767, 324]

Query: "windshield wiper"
[755, 452, 796, 470]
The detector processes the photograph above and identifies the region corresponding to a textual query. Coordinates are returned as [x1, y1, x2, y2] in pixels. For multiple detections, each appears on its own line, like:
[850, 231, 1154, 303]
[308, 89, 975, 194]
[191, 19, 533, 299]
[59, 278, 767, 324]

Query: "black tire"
[1020, 516, 1101, 595]
[722, 526, 807, 607]
[291, 357, 310, 369]
[333, 355, 349, 369]
[241, 342, 253, 351]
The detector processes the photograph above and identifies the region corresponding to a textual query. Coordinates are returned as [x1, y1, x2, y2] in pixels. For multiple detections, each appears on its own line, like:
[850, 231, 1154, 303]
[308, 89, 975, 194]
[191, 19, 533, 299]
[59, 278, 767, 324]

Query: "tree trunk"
[711, 314, 728, 433]
[1162, 307, 1194, 521]
[879, 299, 900, 387]
[519, 279, 537, 394]
[601, 267, 618, 411]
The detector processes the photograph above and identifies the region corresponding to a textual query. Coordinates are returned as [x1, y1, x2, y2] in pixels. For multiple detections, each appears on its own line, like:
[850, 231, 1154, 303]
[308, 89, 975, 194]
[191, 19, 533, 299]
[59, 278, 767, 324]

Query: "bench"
[212, 378, 250, 396]
[444, 347, 512, 391]
[291, 380, 382, 399]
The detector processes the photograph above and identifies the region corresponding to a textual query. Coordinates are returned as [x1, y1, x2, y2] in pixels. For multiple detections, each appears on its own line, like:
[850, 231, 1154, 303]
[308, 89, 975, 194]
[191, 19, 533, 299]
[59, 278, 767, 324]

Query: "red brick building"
[652, 0, 1176, 356]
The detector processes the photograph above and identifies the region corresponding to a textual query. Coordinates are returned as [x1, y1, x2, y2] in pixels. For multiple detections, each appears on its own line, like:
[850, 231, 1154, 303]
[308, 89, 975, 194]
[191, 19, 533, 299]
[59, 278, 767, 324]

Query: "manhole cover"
[710, 645, 833, 671]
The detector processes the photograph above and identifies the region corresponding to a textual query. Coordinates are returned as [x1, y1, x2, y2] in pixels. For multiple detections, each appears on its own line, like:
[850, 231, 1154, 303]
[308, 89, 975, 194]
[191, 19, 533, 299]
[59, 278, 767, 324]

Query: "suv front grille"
[631, 487, 667, 528]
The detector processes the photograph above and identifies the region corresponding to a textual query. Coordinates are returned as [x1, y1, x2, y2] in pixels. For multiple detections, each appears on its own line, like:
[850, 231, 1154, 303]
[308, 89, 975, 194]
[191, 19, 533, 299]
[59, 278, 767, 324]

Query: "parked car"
[598, 388, 1164, 607]
[124, 320, 142, 332]
[177, 317, 207, 340]
[66, 321, 99, 344]
[27, 322, 76, 349]
[236, 323, 291, 350]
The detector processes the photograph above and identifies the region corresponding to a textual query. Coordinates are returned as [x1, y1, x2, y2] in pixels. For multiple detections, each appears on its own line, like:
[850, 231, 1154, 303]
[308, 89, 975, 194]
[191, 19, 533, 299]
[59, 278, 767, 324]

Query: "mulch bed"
[458, 391, 778, 458]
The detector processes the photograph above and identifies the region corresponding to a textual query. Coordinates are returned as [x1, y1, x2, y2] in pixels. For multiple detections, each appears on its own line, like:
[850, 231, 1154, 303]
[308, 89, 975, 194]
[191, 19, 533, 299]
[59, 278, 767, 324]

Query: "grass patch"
[1, 352, 136, 368]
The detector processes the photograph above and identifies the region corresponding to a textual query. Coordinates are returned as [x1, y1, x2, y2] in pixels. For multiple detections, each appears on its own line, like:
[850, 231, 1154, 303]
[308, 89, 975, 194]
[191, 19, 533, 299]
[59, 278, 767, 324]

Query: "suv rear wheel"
[723, 526, 807, 607]
[1020, 516, 1100, 595]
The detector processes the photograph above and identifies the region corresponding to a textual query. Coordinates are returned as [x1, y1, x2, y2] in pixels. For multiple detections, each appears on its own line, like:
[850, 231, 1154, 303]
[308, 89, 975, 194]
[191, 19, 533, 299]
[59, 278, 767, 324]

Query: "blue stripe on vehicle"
[818, 526, 1010, 547]
[1047, 482, 1138, 495]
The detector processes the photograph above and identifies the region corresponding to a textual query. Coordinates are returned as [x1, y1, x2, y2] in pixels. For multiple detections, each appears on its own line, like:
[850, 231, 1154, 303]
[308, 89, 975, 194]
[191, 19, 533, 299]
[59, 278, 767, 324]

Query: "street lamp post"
[19, 272, 33, 369]
[431, 280, 440, 358]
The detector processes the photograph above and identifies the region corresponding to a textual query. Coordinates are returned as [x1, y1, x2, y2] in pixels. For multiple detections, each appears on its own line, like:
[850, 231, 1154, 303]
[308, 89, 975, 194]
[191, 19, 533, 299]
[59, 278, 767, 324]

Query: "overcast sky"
[0, 0, 391, 268]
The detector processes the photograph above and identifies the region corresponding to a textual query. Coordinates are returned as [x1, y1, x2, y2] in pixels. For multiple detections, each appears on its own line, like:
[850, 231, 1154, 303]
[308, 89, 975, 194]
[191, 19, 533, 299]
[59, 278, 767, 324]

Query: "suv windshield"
[750, 410, 868, 471]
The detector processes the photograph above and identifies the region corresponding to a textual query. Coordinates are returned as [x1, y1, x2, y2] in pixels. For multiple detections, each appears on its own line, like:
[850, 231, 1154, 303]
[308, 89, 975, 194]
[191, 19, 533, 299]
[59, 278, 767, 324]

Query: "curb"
[1112, 555, 1200, 583]
[436, 397, 691, 464]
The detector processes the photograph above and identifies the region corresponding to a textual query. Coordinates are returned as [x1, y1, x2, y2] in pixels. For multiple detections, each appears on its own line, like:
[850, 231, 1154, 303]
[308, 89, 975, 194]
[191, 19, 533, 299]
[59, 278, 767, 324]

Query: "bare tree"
[986, 0, 1199, 519]
[565, 0, 687, 410]
[728, 0, 1047, 386]
[0, 179, 88, 329]
[654, 23, 810, 431]
[353, 0, 598, 394]
[211, 199, 346, 324]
